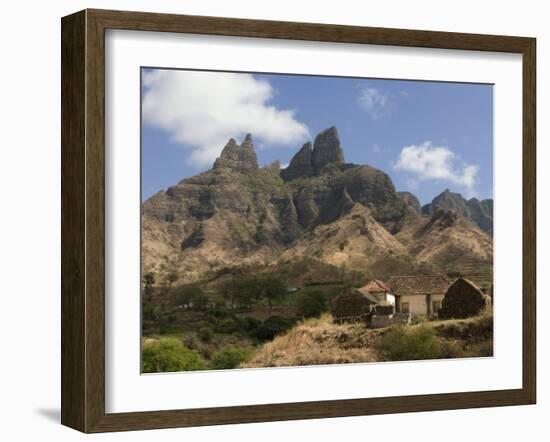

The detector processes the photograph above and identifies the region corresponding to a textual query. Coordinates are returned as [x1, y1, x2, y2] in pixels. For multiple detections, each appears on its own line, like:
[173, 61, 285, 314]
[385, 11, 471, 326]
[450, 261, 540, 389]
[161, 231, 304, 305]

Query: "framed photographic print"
[61, 9, 536, 433]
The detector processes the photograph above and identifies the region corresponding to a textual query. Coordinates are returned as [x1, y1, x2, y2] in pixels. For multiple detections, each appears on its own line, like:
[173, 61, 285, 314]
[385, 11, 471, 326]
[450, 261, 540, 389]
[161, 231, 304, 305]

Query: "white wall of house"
[399, 294, 445, 316]
[370, 292, 395, 305]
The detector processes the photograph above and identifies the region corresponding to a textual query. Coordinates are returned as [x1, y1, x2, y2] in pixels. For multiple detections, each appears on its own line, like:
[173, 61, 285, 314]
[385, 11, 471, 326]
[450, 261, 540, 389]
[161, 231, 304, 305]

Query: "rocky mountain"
[422, 189, 493, 236]
[142, 127, 493, 284]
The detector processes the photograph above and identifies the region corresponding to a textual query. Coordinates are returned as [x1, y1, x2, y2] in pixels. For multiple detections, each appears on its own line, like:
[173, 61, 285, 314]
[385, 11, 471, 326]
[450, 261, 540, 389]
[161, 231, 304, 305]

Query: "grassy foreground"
[142, 312, 492, 372]
[242, 312, 492, 368]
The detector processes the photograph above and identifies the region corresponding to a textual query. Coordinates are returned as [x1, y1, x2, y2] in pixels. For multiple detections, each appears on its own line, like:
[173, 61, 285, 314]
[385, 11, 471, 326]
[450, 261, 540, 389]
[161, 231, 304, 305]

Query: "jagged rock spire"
[281, 142, 314, 181]
[311, 126, 345, 169]
[282, 127, 346, 181]
[213, 134, 259, 172]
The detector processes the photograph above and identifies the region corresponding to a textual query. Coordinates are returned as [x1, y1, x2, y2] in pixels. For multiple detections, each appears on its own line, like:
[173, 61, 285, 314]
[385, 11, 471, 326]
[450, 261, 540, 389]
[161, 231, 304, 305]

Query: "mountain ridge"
[142, 127, 493, 284]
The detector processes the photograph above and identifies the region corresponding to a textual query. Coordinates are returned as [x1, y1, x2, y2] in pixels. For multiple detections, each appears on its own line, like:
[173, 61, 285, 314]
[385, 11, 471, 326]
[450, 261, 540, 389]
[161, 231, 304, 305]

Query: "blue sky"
[141, 68, 493, 205]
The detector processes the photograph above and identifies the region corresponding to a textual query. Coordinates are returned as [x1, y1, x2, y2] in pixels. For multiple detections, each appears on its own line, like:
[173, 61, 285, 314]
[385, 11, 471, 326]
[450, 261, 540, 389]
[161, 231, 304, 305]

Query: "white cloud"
[142, 70, 309, 166]
[394, 142, 479, 194]
[357, 86, 389, 119]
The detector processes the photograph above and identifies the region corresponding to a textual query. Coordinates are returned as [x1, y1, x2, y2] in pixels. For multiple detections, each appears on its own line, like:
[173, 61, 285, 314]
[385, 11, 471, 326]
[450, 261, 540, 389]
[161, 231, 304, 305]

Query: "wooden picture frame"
[61, 8, 536, 433]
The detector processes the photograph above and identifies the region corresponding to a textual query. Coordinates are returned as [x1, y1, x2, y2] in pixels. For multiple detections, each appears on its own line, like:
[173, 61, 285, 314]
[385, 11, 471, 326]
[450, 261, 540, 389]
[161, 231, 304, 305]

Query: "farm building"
[356, 279, 396, 307]
[387, 275, 451, 317]
[439, 278, 491, 319]
[331, 288, 377, 322]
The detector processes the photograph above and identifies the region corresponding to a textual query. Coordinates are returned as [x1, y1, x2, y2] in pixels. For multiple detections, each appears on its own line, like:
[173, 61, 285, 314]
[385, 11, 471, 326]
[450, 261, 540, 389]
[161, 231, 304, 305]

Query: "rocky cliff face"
[213, 134, 258, 172]
[422, 189, 493, 235]
[142, 127, 493, 284]
[397, 191, 421, 213]
[281, 126, 346, 180]
[311, 126, 345, 169]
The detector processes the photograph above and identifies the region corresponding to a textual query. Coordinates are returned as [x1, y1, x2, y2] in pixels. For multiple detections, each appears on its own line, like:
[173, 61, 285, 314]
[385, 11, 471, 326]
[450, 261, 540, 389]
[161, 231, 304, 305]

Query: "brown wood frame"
[61, 8, 536, 433]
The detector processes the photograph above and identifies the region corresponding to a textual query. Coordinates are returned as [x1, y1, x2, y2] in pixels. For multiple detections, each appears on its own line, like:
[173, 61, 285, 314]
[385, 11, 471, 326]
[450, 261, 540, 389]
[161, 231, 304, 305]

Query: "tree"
[297, 290, 327, 318]
[234, 276, 260, 308]
[258, 274, 287, 310]
[142, 272, 155, 300]
[191, 292, 210, 312]
[220, 278, 238, 309]
[220, 275, 260, 309]
[252, 316, 294, 341]
[141, 338, 207, 373]
[175, 285, 203, 307]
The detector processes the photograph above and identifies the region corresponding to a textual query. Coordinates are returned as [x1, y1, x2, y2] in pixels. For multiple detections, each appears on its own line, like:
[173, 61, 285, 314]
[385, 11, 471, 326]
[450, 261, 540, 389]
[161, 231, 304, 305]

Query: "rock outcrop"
[282, 126, 345, 181]
[142, 126, 493, 285]
[311, 126, 345, 169]
[281, 142, 313, 181]
[397, 191, 421, 213]
[422, 189, 493, 235]
[213, 134, 258, 172]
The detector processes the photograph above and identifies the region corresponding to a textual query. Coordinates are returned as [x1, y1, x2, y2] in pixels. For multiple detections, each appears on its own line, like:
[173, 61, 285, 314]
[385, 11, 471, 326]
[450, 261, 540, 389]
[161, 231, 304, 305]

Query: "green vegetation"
[410, 315, 427, 325]
[380, 326, 443, 361]
[296, 290, 327, 318]
[141, 338, 253, 373]
[197, 326, 214, 342]
[174, 285, 203, 307]
[142, 338, 207, 373]
[210, 345, 253, 369]
[379, 313, 493, 361]
[252, 316, 294, 340]
[259, 274, 288, 309]
[142, 258, 494, 373]
[142, 272, 155, 300]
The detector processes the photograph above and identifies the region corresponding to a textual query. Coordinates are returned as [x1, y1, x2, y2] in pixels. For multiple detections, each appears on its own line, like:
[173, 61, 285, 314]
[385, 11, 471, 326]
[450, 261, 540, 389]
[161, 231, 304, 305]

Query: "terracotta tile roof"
[357, 279, 392, 294]
[387, 275, 451, 296]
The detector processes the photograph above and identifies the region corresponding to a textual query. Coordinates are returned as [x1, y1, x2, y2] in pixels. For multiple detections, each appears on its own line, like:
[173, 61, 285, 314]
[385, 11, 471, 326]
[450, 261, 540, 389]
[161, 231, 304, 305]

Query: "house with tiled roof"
[356, 279, 396, 307]
[331, 279, 398, 323]
[387, 275, 452, 317]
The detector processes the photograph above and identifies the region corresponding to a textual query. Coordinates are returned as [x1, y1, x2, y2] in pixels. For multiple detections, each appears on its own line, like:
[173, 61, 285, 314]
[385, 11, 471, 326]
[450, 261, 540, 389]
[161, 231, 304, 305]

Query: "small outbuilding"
[331, 289, 377, 323]
[439, 278, 491, 319]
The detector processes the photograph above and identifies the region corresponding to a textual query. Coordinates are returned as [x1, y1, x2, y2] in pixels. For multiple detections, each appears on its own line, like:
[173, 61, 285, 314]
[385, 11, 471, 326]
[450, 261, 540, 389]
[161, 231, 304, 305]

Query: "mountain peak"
[311, 126, 345, 169]
[282, 127, 346, 181]
[422, 189, 493, 236]
[213, 135, 259, 172]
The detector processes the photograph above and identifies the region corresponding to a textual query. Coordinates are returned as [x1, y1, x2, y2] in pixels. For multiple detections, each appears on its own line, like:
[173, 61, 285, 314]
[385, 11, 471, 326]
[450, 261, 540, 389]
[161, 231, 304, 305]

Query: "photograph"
[140, 68, 494, 373]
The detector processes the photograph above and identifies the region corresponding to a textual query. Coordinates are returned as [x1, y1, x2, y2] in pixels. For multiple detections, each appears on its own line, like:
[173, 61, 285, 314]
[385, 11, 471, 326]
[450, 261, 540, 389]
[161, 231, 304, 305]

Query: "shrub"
[182, 332, 200, 350]
[467, 338, 493, 357]
[380, 326, 443, 361]
[174, 285, 203, 306]
[216, 318, 239, 334]
[296, 290, 327, 318]
[142, 338, 207, 373]
[209, 345, 253, 370]
[243, 317, 261, 331]
[410, 315, 427, 325]
[253, 316, 294, 341]
[197, 326, 214, 342]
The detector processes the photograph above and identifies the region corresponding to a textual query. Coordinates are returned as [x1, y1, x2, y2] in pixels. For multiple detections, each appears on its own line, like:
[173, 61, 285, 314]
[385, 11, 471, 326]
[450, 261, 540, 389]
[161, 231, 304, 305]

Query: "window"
[433, 300, 442, 314]
[401, 302, 410, 314]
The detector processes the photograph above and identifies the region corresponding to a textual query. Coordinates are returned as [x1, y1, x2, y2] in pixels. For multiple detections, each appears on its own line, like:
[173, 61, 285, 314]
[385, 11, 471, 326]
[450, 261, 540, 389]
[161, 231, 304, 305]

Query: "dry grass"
[242, 311, 493, 368]
[241, 314, 382, 368]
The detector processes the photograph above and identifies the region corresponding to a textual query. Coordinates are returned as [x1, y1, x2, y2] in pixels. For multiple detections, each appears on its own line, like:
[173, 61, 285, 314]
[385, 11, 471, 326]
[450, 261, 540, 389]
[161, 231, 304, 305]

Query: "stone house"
[439, 277, 491, 319]
[387, 275, 451, 317]
[330, 289, 377, 323]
